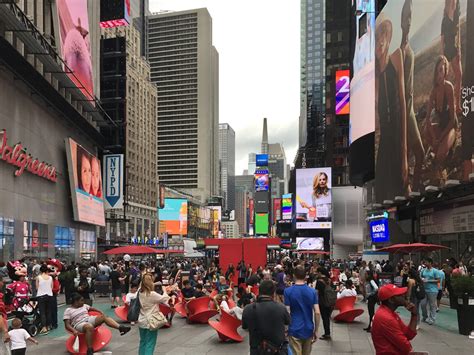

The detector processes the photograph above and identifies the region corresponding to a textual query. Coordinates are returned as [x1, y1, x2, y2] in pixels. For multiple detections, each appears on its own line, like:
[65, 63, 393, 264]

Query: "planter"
[456, 295, 474, 336]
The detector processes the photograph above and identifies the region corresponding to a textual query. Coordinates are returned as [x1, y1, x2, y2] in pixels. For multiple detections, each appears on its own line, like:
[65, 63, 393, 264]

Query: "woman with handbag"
[138, 273, 170, 355]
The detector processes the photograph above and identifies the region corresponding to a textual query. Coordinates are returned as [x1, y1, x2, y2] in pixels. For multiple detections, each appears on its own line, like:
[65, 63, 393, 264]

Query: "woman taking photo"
[406, 267, 423, 329]
[138, 273, 170, 355]
[364, 270, 379, 332]
[36, 264, 53, 335]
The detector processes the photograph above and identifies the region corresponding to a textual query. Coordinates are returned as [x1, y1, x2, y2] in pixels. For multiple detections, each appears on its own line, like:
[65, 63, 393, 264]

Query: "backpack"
[127, 292, 141, 322]
[414, 280, 426, 300]
[322, 284, 337, 307]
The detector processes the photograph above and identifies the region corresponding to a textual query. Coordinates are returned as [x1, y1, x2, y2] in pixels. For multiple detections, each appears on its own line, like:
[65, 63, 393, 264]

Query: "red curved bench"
[174, 301, 187, 317]
[159, 303, 173, 328]
[66, 325, 112, 354]
[210, 289, 218, 298]
[208, 310, 243, 342]
[187, 296, 218, 324]
[333, 296, 364, 323]
[114, 304, 129, 322]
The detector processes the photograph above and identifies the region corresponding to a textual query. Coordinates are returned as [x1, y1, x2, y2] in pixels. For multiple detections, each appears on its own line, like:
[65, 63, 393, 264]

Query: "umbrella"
[154, 249, 182, 254]
[103, 245, 162, 255]
[298, 250, 330, 255]
[376, 243, 450, 254]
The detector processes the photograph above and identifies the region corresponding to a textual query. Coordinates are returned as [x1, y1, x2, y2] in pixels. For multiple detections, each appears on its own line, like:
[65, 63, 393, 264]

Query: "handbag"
[147, 307, 167, 330]
[72, 335, 80, 352]
[127, 292, 141, 322]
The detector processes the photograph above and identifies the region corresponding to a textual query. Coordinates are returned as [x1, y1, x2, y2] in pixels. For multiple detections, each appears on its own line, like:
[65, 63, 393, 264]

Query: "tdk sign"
[369, 219, 390, 243]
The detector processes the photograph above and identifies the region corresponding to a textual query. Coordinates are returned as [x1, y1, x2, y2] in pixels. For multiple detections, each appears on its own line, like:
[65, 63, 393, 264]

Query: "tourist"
[109, 264, 124, 309]
[315, 275, 334, 340]
[337, 279, 357, 298]
[420, 258, 440, 325]
[36, 264, 53, 335]
[8, 318, 38, 354]
[364, 270, 379, 332]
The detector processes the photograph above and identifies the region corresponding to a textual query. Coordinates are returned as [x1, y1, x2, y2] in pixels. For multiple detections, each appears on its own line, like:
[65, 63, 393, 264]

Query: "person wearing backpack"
[406, 267, 424, 329]
[364, 270, 379, 332]
[315, 275, 335, 340]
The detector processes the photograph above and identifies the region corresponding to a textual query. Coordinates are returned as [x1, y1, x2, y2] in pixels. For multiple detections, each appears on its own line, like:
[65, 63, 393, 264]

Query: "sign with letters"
[369, 219, 390, 243]
[103, 154, 124, 209]
[335, 69, 350, 115]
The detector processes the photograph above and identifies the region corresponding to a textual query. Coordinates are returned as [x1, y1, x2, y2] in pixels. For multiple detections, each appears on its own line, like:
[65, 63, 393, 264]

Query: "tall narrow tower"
[261, 117, 269, 154]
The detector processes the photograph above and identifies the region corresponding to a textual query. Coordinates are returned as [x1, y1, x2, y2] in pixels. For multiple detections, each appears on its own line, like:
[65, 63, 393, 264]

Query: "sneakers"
[119, 325, 131, 335]
[319, 334, 331, 340]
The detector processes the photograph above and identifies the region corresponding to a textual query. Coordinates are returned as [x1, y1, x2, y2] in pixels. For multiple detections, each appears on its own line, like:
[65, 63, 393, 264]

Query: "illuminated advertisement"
[256, 154, 269, 167]
[273, 198, 282, 223]
[210, 206, 222, 237]
[65, 138, 105, 226]
[255, 213, 269, 235]
[255, 191, 269, 213]
[158, 184, 165, 209]
[357, 0, 375, 13]
[282, 193, 293, 220]
[375, 0, 474, 202]
[255, 169, 269, 191]
[56, 0, 95, 101]
[160, 198, 188, 235]
[100, 0, 131, 28]
[249, 198, 254, 224]
[296, 168, 332, 229]
[335, 70, 350, 115]
[296, 237, 324, 251]
[369, 219, 390, 243]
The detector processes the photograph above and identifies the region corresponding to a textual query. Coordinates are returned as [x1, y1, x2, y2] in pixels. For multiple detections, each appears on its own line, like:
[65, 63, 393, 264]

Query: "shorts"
[289, 336, 312, 355]
[112, 288, 122, 298]
[437, 290, 443, 301]
[74, 316, 97, 332]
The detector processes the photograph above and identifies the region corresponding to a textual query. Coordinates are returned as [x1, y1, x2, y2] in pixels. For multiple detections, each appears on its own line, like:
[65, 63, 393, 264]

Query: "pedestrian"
[436, 265, 445, 312]
[275, 264, 286, 302]
[74, 267, 94, 305]
[284, 265, 320, 355]
[242, 280, 290, 355]
[36, 264, 53, 335]
[315, 275, 335, 340]
[364, 270, 379, 332]
[0, 276, 11, 353]
[420, 258, 439, 325]
[110, 264, 123, 309]
[8, 318, 38, 354]
[406, 267, 424, 330]
[237, 260, 247, 286]
[138, 273, 170, 355]
[371, 284, 418, 355]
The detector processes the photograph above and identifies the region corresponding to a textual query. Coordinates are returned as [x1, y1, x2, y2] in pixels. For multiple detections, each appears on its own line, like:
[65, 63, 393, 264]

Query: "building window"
[23, 221, 48, 260]
[0, 217, 14, 261]
[338, 31, 343, 42]
[55, 226, 76, 262]
[80, 230, 96, 260]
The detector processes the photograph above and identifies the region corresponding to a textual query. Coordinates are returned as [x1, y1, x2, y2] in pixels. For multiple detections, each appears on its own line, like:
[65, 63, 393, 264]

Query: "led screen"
[370, 219, 390, 243]
[282, 193, 293, 220]
[296, 237, 324, 251]
[160, 198, 188, 235]
[255, 213, 269, 235]
[255, 171, 269, 192]
[255, 191, 269, 213]
[256, 154, 269, 167]
[65, 138, 105, 226]
[335, 70, 350, 115]
[296, 168, 332, 229]
[100, 0, 131, 28]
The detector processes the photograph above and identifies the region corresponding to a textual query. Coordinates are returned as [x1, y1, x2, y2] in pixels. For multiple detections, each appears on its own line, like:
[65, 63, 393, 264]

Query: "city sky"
[151, 0, 300, 174]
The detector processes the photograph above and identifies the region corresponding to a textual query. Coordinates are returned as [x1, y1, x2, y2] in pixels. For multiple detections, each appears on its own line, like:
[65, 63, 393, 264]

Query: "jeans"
[320, 305, 333, 336]
[138, 328, 158, 355]
[421, 292, 438, 324]
[49, 295, 58, 328]
[37, 295, 51, 328]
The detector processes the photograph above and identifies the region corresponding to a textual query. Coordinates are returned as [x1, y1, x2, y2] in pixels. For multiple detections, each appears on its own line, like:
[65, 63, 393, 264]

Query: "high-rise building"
[130, 0, 151, 57]
[147, 9, 219, 203]
[219, 123, 236, 211]
[235, 187, 249, 235]
[102, 24, 159, 243]
[248, 153, 257, 175]
[221, 220, 239, 238]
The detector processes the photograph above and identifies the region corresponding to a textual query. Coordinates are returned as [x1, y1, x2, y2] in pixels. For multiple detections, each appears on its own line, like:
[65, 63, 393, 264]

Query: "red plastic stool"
[333, 296, 364, 323]
[66, 325, 112, 354]
[187, 296, 218, 324]
[174, 301, 187, 317]
[159, 303, 173, 328]
[115, 304, 129, 322]
[208, 310, 243, 342]
[251, 285, 259, 297]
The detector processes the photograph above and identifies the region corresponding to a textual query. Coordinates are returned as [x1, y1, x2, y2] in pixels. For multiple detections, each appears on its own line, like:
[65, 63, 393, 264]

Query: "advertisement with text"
[160, 198, 188, 236]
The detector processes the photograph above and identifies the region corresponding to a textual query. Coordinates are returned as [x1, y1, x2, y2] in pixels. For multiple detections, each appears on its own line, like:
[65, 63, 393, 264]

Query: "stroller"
[6, 291, 42, 337]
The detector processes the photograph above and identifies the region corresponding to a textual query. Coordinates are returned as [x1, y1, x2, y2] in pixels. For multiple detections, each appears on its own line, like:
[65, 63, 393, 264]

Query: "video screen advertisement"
[56, 0, 95, 101]
[255, 213, 269, 235]
[100, 0, 131, 28]
[370, 219, 390, 243]
[296, 168, 332, 229]
[375, 0, 474, 202]
[282, 193, 293, 220]
[255, 169, 269, 191]
[335, 70, 350, 115]
[273, 198, 282, 224]
[256, 154, 269, 167]
[65, 138, 105, 226]
[160, 198, 188, 236]
[254, 191, 269, 213]
[296, 237, 324, 251]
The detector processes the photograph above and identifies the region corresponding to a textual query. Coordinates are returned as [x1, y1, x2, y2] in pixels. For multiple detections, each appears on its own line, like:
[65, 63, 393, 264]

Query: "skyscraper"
[130, 0, 150, 56]
[147, 9, 219, 202]
[219, 123, 236, 211]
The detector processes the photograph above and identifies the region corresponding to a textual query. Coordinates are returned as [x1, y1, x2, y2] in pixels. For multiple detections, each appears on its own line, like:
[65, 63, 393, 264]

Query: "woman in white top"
[138, 273, 170, 355]
[337, 280, 358, 299]
[36, 264, 53, 335]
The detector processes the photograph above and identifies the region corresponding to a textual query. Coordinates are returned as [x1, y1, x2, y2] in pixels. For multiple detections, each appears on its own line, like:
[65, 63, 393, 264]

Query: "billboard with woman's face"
[65, 138, 105, 226]
[375, 0, 474, 202]
[296, 168, 332, 229]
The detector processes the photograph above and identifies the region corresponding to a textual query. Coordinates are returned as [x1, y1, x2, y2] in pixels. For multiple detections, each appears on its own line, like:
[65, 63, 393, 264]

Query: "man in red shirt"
[371, 284, 418, 355]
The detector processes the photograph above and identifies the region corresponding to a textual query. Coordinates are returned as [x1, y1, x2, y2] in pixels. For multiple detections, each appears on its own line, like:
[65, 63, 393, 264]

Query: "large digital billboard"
[100, 0, 131, 28]
[296, 168, 332, 229]
[256, 154, 269, 167]
[255, 213, 269, 235]
[160, 198, 188, 235]
[370, 219, 390, 243]
[65, 138, 105, 226]
[335, 70, 350, 115]
[296, 237, 324, 251]
[273, 198, 282, 223]
[56, 0, 95, 101]
[255, 191, 269, 213]
[375, 0, 474, 202]
[255, 169, 269, 191]
[282, 193, 293, 220]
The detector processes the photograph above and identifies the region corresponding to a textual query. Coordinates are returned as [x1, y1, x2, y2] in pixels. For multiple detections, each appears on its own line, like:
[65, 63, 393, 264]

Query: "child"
[124, 282, 139, 325]
[8, 318, 38, 355]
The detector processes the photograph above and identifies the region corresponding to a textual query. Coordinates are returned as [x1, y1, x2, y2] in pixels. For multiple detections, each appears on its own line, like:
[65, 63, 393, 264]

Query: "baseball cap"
[378, 284, 407, 301]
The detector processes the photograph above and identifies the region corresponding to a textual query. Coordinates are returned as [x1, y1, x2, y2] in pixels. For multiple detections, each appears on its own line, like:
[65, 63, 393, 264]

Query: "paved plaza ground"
[25, 296, 473, 354]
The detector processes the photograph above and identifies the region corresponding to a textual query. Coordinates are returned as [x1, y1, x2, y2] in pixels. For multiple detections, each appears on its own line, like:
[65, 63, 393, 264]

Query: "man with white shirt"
[338, 280, 358, 299]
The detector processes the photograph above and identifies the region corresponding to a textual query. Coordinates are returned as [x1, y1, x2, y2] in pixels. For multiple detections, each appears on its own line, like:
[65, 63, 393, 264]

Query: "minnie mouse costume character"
[6, 260, 29, 310]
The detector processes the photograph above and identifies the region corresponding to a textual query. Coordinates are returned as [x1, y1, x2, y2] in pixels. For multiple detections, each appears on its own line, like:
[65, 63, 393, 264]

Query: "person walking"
[315, 275, 334, 340]
[406, 267, 424, 330]
[420, 258, 440, 325]
[138, 273, 170, 355]
[284, 265, 320, 355]
[36, 264, 53, 335]
[242, 280, 290, 355]
[364, 270, 379, 332]
[237, 260, 247, 286]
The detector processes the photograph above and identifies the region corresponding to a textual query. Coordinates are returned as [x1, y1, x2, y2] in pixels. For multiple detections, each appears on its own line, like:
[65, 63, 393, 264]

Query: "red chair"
[115, 304, 129, 322]
[159, 303, 173, 328]
[251, 285, 259, 297]
[174, 301, 187, 317]
[210, 289, 218, 298]
[208, 310, 243, 342]
[187, 296, 219, 324]
[333, 296, 364, 323]
[66, 326, 112, 354]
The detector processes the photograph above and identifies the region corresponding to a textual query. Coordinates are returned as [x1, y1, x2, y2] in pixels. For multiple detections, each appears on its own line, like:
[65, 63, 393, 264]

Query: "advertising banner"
[369, 219, 390, 243]
[296, 168, 332, 229]
[420, 198, 474, 235]
[56, 0, 95, 101]
[210, 206, 222, 237]
[65, 138, 105, 226]
[160, 198, 187, 235]
[254, 169, 269, 191]
[100, 0, 131, 28]
[256, 154, 269, 167]
[376, 0, 474, 202]
[103, 154, 123, 209]
[273, 198, 282, 224]
[296, 237, 324, 251]
[282, 193, 293, 220]
[255, 191, 269, 213]
[335, 70, 350, 115]
[255, 213, 269, 235]
[158, 184, 165, 209]
[249, 198, 254, 224]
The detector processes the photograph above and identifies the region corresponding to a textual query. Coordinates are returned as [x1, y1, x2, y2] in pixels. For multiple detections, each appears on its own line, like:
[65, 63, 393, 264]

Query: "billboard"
[56, 0, 95, 101]
[296, 237, 324, 251]
[256, 154, 269, 167]
[158, 184, 165, 209]
[100, 0, 131, 28]
[369, 219, 390, 243]
[210, 206, 222, 237]
[420, 197, 474, 235]
[255, 213, 269, 235]
[103, 154, 124, 209]
[255, 170, 269, 191]
[160, 198, 187, 235]
[249, 198, 254, 224]
[282, 193, 293, 220]
[273, 198, 282, 223]
[335, 70, 350, 115]
[65, 138, 105, 226]
[296, 168, 332, 229]
[375, 0, 474, 202]
[255, 191, 269, 213]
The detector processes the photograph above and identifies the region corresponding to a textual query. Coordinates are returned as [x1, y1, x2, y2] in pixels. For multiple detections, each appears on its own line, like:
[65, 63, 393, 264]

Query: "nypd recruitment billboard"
[103, 154, 124, 209]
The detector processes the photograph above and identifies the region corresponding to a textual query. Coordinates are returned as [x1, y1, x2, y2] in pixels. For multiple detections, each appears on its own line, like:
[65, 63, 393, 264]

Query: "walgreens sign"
[0, 130, 57, 182]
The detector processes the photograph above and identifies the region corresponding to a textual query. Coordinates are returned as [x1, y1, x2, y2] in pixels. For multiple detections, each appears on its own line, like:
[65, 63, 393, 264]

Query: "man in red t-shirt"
[371, 284, 418, 355]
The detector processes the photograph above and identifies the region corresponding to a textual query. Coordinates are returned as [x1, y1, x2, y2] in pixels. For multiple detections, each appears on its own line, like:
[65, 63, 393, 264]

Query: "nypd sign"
[103, 154, 124, 209]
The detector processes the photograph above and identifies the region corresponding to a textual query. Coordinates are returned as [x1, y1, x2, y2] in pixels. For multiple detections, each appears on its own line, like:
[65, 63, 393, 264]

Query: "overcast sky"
[150, 0, 300, 175]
